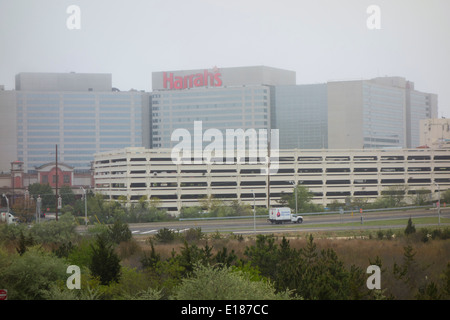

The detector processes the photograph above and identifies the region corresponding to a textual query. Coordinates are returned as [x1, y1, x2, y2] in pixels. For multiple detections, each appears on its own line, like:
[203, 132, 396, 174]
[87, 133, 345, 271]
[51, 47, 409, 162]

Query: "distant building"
[327, 77, 437, 149]
[273, 84, 328, 149]
[420, 118, 450, 148]
[0, 87, 17, 172]
[0, 72, 150, 173]
[0, 160, 92, 204]
[35, 162, 74, 187]
[150, 68, 437, 151]
[0, 69, 439, 175]
[93, 147, 450, 215]
[150, 66, 295, 149]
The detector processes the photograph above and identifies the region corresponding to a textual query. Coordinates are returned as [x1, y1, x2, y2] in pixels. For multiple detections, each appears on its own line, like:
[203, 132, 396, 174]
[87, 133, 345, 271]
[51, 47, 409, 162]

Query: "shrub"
[29, 213, 78, 245]
[107, 219, 132, 245]
[183, 228, 204, 242]
[0, 246, 68, 300]
[154, 228, 176, 243]
[173, 264, 295, 300]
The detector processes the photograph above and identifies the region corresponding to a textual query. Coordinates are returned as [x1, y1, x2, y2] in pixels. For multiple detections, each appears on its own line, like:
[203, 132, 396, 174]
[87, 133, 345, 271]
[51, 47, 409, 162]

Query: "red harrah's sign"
[163, 69, 222, 90]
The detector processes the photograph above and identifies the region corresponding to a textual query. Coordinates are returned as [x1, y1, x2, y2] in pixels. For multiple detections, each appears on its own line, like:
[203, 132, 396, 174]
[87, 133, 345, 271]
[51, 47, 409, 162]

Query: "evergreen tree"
[141, 239, 161, 269]
[107, 219, 132, 245]
[404, 217, 416, 235]
[89, 233, 121, 285]
[244, 235, 278, 280]
[16, 230, 34, 256]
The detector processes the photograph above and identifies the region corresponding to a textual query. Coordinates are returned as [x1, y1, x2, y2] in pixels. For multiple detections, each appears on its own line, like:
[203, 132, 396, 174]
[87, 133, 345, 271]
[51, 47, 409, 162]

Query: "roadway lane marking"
[140, 230, 157, 234]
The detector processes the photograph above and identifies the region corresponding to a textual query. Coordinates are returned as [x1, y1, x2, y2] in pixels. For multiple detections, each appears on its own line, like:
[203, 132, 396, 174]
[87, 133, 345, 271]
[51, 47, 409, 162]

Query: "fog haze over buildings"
[0, 0, 449, 117]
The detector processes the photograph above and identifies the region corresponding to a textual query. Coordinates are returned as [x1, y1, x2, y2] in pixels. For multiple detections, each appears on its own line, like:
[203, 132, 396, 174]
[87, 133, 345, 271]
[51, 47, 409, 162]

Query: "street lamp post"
[55, 144, 59, 221]
[252, 190, 256, 234]
[37, 195, 41, 223]
[2, 194, 9, 213]
[291, 181, 298, 214]
[80, 187, 87, 226]
[435, 182, 441, 226]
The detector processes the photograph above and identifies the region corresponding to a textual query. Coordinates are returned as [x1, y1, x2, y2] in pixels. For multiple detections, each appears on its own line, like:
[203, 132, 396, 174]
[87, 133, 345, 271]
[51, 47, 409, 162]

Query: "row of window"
[110, 177, 450, 188]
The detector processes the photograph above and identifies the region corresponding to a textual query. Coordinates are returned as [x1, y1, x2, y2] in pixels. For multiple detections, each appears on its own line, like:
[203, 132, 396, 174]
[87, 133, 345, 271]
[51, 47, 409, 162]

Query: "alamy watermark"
[66, 5, 81, 30]
[366, 265, 381, 290]
[367, 5, 381, 30]
[65, 5, 380, 31]
[170, 121, 280, 175]
[66, 265, 81, 290]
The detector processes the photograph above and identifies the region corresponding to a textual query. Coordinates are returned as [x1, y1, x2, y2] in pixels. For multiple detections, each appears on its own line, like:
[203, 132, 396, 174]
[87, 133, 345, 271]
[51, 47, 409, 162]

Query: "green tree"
[0, 246, 68, 300]
[179, 206, 203, 219]
[199, 195, 224, 216]
[214, 247, 238, 267]
[59, 185, 76, 207]
[244, 235, 279, 280]
[404, 217, 416, 235]
[282, 184, 323, 213]
[141, 239, 161, 269]
[441, 189, 450, 205]
[28, 182, 54, 210]
[89, 233, 121, 285]
[173, 264, 294, 300]
[16, 230, 34, 256]
[377, 184, 408, 208]
[29, 213, 78, 245]
[107, 219, 132, 245]
[411, 189, 431, 206]
[293, 234, 370, 300]
[229, 199, 252, 216]
[154, 228, 176, 243]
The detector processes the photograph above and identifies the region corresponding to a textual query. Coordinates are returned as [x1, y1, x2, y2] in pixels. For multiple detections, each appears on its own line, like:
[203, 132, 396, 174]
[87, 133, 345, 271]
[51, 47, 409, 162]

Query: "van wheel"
[298, 219, 303, 224]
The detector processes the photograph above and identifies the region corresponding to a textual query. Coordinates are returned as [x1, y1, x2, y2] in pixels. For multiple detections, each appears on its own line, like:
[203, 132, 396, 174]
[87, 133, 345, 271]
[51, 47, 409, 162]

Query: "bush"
[154, 228, 176, 243]
[0, 246, 68, 300]
[173, 264, 295, 300]
[183, 228, 204, 242]
[29, 213, 78, 245]
[107, 219, 132, 245]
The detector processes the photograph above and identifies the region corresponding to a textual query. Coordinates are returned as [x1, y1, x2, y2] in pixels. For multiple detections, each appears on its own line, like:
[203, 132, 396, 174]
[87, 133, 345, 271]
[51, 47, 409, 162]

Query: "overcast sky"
[1, 0, 449, 116]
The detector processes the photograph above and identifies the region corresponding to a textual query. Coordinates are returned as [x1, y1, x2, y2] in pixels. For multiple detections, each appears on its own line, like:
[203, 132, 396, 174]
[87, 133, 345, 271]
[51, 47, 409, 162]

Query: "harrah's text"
[163, 70, 222, 90]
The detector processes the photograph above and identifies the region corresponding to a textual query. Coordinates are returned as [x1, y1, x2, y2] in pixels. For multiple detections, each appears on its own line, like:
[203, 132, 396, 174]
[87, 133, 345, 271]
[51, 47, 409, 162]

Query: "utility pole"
[80, 187, 87, 226]
[435, 182, 441, 226]
[55, 144, 58, 221]
[252, 190, 256, 234]
[267, 136, 270, 210]
[291, 181, 298, 214]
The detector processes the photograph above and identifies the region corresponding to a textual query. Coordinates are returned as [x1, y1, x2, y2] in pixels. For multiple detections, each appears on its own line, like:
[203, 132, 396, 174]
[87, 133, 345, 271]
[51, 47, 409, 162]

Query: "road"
[77, 207, 449, 236]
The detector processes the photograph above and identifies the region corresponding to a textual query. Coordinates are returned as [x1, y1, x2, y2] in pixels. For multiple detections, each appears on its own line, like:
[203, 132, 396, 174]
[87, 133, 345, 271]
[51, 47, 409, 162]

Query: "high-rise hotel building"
[327, 77, 438, 150]
[150, 67, 437, 152]
[0, 73, 150, 173]
[0, 67, 438, 175]
[150, 66, 296, 149]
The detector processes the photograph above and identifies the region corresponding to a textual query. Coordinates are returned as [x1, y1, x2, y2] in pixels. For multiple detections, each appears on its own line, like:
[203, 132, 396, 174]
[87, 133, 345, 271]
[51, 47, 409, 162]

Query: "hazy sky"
[1, 0, 449, 116]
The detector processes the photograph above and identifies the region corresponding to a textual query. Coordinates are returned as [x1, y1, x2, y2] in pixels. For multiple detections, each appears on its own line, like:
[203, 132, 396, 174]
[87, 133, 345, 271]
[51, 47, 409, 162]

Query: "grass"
[250, 216, 450, 232]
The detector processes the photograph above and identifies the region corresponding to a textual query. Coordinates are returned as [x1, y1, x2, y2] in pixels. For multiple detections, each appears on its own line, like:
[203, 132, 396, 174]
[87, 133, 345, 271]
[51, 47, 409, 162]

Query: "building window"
[42, 175, 48, 184]
[64, 175, 70, 184]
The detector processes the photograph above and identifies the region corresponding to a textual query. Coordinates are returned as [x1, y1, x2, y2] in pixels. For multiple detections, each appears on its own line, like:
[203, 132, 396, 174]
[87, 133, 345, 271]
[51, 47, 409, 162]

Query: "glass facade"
[17, 92, 144, 171]
[408, 91, 432, 147]
[362, 82, 405, 149]
[273, 84, 328, 149]
[151, 86, 270, 149]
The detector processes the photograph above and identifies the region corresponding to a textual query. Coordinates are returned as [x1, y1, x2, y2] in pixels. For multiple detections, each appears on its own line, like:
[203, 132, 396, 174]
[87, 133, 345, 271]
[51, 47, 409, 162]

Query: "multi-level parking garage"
[93, 147, 450, 214]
